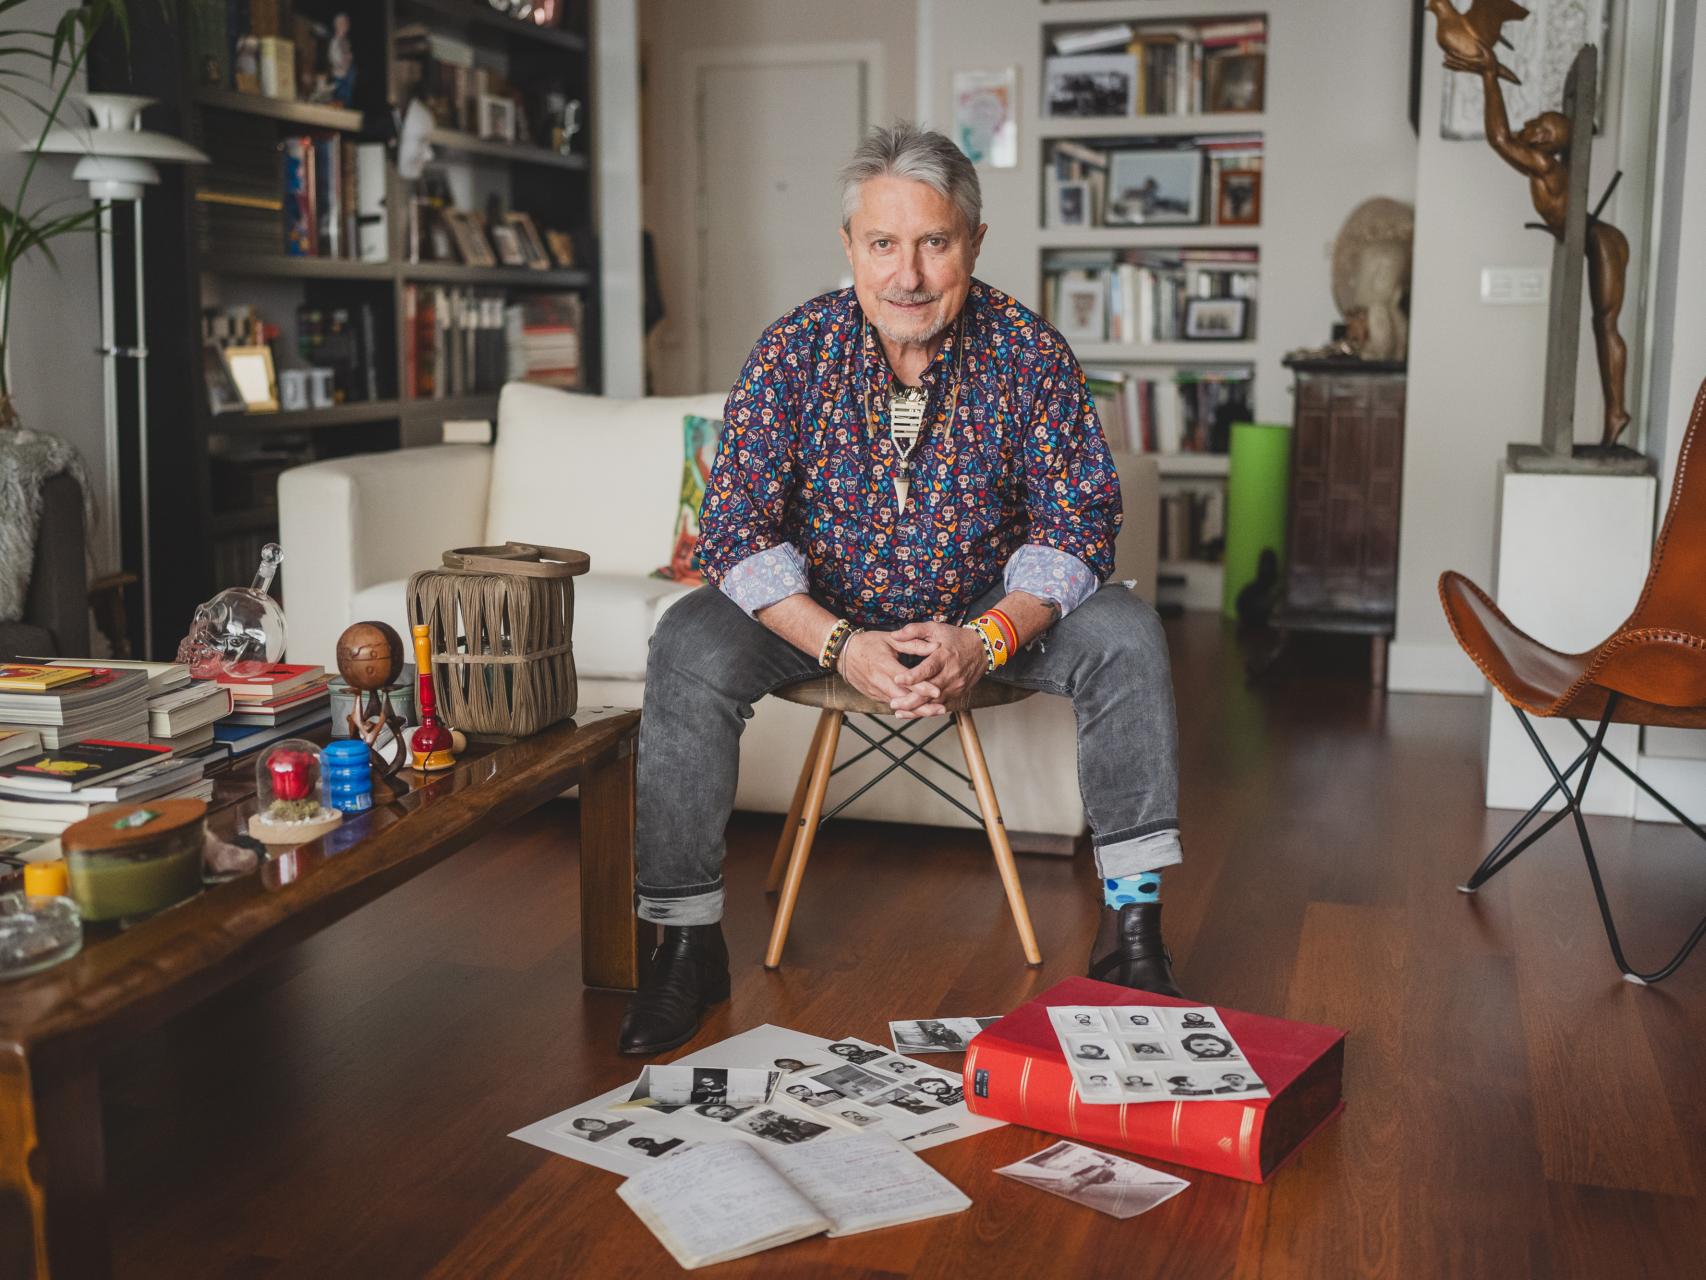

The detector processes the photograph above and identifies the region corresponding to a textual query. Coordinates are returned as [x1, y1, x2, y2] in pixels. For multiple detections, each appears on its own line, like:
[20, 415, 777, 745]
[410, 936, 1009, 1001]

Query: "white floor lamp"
[38, 93, 207, 656]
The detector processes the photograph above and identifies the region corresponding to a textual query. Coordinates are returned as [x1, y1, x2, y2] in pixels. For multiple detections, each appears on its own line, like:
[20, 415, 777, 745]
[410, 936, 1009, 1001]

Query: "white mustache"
[880, 290, 940, 305]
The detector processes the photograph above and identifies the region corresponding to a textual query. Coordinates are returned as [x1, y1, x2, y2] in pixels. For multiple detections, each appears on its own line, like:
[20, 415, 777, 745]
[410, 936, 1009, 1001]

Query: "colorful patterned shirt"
[699, 280, 1122, 629]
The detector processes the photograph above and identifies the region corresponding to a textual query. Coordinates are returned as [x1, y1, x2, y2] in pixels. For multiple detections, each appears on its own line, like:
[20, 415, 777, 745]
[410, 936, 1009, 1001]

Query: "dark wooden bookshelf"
[427, 127, 588, 170]
[91, 0, 599, 658]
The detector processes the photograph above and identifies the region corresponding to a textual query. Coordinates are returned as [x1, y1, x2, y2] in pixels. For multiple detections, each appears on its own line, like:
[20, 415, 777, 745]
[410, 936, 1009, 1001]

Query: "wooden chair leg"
[956, 710, 1043, 967]
[767, 713, 830, 893]
[764, 710, 842, 970]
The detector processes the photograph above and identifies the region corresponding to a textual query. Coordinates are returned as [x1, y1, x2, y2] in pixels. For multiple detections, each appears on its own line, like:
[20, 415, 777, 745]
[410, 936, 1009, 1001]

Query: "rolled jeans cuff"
[1093, 827, 1182, 880]
[636, 882, 725, 926]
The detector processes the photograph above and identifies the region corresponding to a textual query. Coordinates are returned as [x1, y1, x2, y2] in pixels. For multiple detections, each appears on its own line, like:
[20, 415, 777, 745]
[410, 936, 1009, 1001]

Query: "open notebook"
[615, 1133, 970, 1269]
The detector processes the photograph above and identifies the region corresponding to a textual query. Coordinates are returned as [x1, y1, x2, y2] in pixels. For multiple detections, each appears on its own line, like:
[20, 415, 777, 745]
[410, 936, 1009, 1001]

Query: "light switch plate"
[1481, 267, 1548, 305]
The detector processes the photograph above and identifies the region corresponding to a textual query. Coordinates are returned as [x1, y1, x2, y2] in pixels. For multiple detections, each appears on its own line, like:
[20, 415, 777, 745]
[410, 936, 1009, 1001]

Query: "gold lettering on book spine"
[1238, 1106, 1257, 1176]
[1170, 1101, 1184, 1151]
[1018, 1058, 1034, 1123]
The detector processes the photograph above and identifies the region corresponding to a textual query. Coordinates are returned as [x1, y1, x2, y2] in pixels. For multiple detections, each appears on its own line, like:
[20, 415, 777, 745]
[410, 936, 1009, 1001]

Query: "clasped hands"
[839, 622, 987, 718]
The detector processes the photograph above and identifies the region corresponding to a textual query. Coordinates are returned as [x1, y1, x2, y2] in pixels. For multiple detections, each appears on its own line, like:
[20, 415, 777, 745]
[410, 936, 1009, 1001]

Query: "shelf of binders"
[207, 400, 406, 434]
[1071, 339, 1256, 362]
[1038, 112, 1266, 140]
[191, 86, 364, 132]
[401, 262, 591, 288]
[427, 128, 587, 171]
[398, 0, 588, 52]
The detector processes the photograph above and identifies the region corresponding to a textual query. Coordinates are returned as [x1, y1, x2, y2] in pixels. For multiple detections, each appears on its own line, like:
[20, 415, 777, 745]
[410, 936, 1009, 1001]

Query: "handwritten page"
[767, 1133, 971, 1236]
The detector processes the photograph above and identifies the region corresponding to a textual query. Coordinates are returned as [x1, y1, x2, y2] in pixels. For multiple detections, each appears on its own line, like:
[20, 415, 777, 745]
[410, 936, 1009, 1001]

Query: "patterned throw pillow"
[657, 414, 723, 583]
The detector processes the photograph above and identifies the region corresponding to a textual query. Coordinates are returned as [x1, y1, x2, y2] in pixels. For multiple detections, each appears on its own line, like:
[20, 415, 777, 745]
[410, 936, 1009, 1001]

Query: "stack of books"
[0, 741, 217, 837]
[1083, 367, 1253, 455]
[1044, 17, 1267, 119]
[404, 286, 510, 399]
[505, 293, 586, 390]
[213, 663, 332, 756]
[36, 658, 233, 755]
[1043, 248, 1259, 348]
[0, 665, 151, 749]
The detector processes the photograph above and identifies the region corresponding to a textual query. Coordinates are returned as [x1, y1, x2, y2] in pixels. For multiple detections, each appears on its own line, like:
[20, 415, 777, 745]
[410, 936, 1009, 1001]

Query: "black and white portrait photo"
[733, 1108, 831, 1146]
[998, 1141, 1190, 1220]
[564, 1115, 634, 1144]
[1106, 148, 1204, 226]
[827, 1041, 886, 1065]
[1181, 1033, 1239, 1062]
[693, 1102, 752, 1123]
[812, 1063, 899, 1100]
[837, 1108, 880, 1128]
[783, 1083, 842, 1109]
[1126, 1040, 1171, 1058]
[626, 1134, 691, 1159]
[1044, 54, 1138, 118]
[913, 1077, 964, 1106]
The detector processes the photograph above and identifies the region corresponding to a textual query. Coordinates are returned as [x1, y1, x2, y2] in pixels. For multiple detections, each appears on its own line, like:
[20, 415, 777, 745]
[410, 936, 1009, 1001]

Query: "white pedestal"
[1484, 466, 1656, 816]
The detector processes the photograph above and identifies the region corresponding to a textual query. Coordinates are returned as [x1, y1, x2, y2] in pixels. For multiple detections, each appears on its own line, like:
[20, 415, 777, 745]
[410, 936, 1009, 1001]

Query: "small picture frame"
[1043, 54, 1137, 119]
[1206, 53, 1265, 114]
[505, 211, 553, 270]
[545, 228, 577, 269]
[477, 92, 516, 142]
[204, 342, 246, 415]
[1182, 297, 1250, 341]
[1053, 179, 1090, 229]
[490, 221, 527, 267]
[1216, 169, 1262, 226]
[223, 344, 279, 412]
[1054, 276, 1105, 344]
[1106, 148, 1203, 226]
[442, 209, 496, 267]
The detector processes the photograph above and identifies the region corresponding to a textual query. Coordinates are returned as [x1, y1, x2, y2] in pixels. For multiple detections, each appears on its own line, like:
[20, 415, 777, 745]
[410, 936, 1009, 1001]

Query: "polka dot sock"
[1104, 872, 1162, 909]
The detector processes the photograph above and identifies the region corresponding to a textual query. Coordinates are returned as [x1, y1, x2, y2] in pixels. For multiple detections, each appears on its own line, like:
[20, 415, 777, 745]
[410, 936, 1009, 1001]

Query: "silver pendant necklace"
[861, 315, 966, 518]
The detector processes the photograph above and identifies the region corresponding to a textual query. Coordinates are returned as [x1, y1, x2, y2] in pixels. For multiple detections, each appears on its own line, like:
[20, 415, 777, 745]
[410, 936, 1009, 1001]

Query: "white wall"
[638, 0, 918, 395]
[596, 0, 646, 398]
[1389, 5, 1664, 693]
[0, 0, 106, 570]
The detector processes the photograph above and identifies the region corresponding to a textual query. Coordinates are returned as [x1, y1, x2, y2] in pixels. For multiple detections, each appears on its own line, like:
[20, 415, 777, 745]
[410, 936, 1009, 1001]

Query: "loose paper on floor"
[887, 1017, 1002, 1054]
[1047, 1005, 1270, 1104]
[996, 1141, 1189, 1219]
[511, 1024, 1004, 1178]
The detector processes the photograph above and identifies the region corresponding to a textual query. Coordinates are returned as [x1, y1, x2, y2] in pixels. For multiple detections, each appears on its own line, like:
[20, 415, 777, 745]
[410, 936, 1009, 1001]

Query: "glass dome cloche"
[247, 739, 344, 846]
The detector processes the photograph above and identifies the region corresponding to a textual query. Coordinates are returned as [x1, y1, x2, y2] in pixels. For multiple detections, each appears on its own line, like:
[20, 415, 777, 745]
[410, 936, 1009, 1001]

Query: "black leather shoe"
[618, 923, 731, 1056]
[1088, 902, 1185, 998]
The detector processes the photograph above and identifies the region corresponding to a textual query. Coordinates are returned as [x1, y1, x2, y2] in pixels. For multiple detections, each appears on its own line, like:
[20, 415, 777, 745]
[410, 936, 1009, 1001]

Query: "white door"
[696, 57, 868, 391]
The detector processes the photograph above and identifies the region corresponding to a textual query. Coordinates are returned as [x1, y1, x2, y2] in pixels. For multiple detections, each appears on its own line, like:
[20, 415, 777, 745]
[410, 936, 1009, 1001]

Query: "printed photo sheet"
[511, 1025, 1004, 1178]
[887, 1017, 1002, 1054]
[1047, 1005, 1269, 1104]
[996, 1141, 1189, 1220]
[616, 1066, 781, 1110]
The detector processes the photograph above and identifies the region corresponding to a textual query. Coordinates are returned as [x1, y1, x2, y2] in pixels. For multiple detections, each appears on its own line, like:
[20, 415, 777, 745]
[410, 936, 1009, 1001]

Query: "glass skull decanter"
[180, 543, 288, 679]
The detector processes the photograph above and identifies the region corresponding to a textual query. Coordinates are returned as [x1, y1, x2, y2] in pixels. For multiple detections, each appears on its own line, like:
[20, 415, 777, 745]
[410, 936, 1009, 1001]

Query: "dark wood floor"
[100, 615, 1706, 1278]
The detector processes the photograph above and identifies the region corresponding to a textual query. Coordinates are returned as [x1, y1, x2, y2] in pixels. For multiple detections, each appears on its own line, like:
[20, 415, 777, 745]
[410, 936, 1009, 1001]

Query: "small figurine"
[328, 13, 355, 106]
[336, 620, 408, 780]
[409, 623, 456, 772]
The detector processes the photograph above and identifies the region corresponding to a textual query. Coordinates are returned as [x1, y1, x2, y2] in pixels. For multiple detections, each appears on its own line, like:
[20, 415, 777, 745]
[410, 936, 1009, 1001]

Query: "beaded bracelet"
[963, 623, 997, 674]
[985, 607, 1018, 655]
[819, 618, 853, 670]
[831, 627, 865, 672]
[968, 612, 1012, 669]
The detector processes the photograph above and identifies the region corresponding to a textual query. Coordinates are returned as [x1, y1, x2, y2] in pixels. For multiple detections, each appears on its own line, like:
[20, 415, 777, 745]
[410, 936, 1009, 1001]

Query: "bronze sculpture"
[1443, 39, 1631, 448]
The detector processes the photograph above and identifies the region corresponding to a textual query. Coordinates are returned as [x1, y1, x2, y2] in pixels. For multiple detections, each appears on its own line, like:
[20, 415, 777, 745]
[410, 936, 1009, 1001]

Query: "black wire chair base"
[1460, 694, 1706, 984]
[815, 712, 982, 829]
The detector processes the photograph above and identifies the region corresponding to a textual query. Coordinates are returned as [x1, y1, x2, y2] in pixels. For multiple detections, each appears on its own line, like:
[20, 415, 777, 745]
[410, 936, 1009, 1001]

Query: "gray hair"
[839, 122, 982, 233]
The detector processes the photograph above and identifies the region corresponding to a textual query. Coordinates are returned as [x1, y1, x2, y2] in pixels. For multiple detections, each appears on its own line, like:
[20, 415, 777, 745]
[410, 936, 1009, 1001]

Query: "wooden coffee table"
[0, 706, 642, 1280]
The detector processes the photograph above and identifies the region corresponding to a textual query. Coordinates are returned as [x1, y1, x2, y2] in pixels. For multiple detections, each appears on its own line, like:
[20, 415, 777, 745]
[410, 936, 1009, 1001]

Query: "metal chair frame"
[1460, 693, 1706, 984]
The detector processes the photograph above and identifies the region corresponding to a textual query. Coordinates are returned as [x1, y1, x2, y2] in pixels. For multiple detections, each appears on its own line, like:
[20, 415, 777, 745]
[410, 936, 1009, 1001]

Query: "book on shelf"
[616, 1135, 971, 1270]
[0, 740, 173, 795]
[0, 729, 42, 768]
[506, 293, 586, 391]
[296, 303, 386, 404]
[221, 681, 331, 727]
[0, 665, 93, 693]
[194, 116, 374, 262]
[1159, 483, 1227, 563]
[0, 668, 150, 729]
[1081, 366, 1251, 456]
[1045, 249, 1258, 347]
[964, 977, 1345, 1183]
[404, 287, 511, 400]
[1045, 18, 1266, 119]
[148, 682, 233, 738]
[1048, 135, 1262, 231]
[37, 658, 192, 697]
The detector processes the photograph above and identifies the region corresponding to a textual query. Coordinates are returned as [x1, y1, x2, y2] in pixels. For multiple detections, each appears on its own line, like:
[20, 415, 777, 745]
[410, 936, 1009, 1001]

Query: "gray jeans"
[634, 583, 1182, 925]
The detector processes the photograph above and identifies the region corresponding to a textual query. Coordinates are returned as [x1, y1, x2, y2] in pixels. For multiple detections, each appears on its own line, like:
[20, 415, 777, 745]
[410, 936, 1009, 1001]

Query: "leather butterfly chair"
[1439, 376, 1706, 985]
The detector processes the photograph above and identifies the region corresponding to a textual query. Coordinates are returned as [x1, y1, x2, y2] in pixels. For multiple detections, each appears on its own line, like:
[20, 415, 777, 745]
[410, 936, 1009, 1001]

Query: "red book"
[216, 664, 325, 698]
[963, 977, 1345, 1183]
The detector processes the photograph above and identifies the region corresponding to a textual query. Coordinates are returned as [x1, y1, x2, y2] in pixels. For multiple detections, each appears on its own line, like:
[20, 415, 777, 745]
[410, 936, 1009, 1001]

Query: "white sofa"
[278, 383, 1158, 851]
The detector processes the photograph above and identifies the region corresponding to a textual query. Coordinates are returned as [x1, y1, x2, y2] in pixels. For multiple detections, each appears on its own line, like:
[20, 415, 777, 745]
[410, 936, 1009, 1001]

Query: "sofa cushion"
[568, 574, 696, 680]
[347, 579, 413, 649]
[487, 384, 727, 578]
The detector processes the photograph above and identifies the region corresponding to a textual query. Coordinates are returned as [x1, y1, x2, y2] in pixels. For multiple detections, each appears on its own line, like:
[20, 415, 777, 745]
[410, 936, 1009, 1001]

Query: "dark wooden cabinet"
[1274, 359, 1406, 679]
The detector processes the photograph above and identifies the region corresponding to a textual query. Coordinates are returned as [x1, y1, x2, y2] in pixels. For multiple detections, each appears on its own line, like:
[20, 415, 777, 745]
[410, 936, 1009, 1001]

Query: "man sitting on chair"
[619, 123, 1185, 1055]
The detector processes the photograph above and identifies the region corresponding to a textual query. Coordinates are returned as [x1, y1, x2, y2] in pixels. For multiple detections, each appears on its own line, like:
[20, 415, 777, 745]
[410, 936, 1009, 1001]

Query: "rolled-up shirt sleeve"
[1011, 342, 1122, 616]
[697, 323, 807, 613]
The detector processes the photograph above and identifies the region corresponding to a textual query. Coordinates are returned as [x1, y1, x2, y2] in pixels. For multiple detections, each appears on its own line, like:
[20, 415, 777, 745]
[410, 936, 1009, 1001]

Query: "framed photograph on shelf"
[443, 209, 496, 267]
[477, 93, 516, 142]
[1052, 179, 1091, 229]
[953, 67, 1018, 167]
[1054, 276, 1106, 344]
[1216, 169, 1261, 226]
[490, 221, 527, 267]
[1205, 54, 1265, 114]
[223, 345, 279, 412]
[203, 342, 246, 415]
[1106, 149, 1203, 225]
[506, 211, 553, 270]
[545, 228, 577, 269]
[1043, 54, 1137, 119]
[1182, 297, 1249, 341]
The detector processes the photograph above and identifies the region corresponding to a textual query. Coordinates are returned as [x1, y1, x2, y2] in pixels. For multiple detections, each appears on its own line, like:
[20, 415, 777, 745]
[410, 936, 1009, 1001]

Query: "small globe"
[336, 621, 404, 690]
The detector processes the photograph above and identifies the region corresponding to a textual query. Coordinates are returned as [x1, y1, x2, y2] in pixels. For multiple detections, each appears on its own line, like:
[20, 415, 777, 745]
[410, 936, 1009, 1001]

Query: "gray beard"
[871, 309, 952, 348]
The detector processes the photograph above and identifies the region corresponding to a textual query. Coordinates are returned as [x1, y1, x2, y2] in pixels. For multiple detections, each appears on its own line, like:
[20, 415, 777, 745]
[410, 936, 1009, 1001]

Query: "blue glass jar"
[320, 739, 374, 814]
